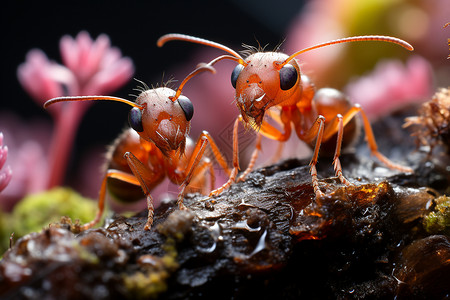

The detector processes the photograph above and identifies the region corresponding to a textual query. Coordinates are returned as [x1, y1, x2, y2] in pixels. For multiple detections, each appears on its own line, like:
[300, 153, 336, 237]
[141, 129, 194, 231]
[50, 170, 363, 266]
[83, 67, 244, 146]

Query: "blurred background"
[0, 0, 448, 215]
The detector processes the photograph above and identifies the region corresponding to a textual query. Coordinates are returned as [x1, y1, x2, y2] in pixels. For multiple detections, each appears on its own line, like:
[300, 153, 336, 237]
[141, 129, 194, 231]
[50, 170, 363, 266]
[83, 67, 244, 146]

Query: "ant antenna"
[44, 65, 216, 108]
[170, 64, 216, 102]
[204, 55, 243, 67]
[158, 33, 247, 66]
[279, 35, 414, 68]
[44, 95, 144, 109]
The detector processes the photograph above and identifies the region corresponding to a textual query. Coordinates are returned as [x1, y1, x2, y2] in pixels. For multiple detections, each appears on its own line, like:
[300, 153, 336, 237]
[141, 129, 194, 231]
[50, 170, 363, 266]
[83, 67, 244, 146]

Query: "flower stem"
[46, 103, 86, 189]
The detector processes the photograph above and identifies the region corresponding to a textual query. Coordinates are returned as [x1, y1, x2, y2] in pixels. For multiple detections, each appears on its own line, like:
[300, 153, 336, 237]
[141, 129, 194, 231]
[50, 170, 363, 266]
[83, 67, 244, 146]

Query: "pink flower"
[17, 31, 134, 189]
[17, 50, 77, 116]
[0, 132, 12, 193]
[345, 56, 433, 120]
[59, 31, 134, 95]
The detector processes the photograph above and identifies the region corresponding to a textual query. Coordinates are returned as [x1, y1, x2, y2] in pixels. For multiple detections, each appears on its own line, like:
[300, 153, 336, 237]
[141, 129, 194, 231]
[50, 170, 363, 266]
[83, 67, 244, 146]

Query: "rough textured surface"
[1, 106, 449, 299]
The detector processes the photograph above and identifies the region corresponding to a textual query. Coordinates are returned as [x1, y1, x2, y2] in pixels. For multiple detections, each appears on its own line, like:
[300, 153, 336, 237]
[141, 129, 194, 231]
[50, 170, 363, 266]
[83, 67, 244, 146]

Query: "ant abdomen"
[105, 129, 164, 203]
[313, 88, 359, 156]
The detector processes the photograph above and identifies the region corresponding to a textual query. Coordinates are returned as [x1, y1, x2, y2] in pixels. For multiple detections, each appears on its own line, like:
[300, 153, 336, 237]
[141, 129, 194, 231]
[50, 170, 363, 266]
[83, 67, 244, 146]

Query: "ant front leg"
[237, 133, 262, 182]
[209, 118, 240, 197]
[236, 111, 292, 182]
[180, 130, 231, 201]
[238, 107, 288, 181]
[124, 151, 161, 230]
[264, 108, 287, 164]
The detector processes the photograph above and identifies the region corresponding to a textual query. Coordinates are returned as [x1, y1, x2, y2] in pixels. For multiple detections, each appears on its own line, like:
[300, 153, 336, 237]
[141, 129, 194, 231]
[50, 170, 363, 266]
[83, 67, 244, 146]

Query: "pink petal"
[0, 145, 7, 170]
[0, 165, 12, 192]
[0, 132, 12, 193]
[83, 57, 134, 95]
[17, 50, 65, 104]
[75, 31, 95, 82]
[101, 47, 121, 66]
[60, 34, 77, 71]
[88, 33, 110, 72]
[0, 133, 7, 169]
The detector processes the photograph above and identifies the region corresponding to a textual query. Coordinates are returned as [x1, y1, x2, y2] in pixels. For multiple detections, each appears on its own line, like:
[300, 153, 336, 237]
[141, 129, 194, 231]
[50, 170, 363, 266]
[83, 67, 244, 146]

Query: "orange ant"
[44, 65, 231, 230]
[157, 34, 414, 198]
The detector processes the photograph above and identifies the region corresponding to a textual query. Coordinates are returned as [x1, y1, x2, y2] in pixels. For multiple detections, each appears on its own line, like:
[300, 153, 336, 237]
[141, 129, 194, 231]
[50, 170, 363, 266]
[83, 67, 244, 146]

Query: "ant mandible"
[157, 34, 414, 198]
[44, 65, 231, 230]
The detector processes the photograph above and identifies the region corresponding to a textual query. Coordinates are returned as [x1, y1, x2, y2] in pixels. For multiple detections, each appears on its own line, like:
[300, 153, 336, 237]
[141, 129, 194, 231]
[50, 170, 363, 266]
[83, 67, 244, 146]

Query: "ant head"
[232, 52, 302, 129]
[43, 64, 214, 156]
[130, 87, 193, 155]
[158, 33, 413, 130]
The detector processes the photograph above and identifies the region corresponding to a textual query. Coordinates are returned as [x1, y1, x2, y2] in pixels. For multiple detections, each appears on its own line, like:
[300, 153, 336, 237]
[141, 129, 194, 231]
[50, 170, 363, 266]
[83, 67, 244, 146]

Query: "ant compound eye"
[231, 64, 244, 89]
[128, 107, 144, 132]
[177, 95, 194, 121]
[279, 64, 298, 90]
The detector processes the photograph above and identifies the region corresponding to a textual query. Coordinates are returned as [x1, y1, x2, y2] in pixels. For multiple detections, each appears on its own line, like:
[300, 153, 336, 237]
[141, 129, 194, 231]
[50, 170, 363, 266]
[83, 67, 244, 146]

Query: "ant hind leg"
[351, 105, 413, 173]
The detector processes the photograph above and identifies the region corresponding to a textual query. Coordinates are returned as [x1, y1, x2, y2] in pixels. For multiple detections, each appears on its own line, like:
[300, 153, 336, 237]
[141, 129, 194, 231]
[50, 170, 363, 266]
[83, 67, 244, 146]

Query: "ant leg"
[185, 159, 214, 194]
[81, 169, 141, 231]
[207, 160, 216, 191]
[323, 104, 413, 173]
[238, 109, 289, 178]
[209, 118, 240, 197]
[357, 105, 413, 172]
[179, 130, 231, 199]
[303, 116, 326, 198]
[235, 112, 291, 180]
[329, 114, 353, 186]
[263, 109, 287, 163]
[237, 133, 262, 182]
[124, 152, 160, 230]
[178, 135, 209, 207]
[198, 131, 232, 177]
[258, 118, 292, 141]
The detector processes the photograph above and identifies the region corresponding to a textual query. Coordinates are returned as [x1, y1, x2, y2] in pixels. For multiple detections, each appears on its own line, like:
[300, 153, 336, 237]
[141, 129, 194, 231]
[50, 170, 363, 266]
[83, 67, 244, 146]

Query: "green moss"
[11, 187, 99, 237]
[73, 241, 101, 265]
[123, 215, 185, 299]
[124, 270, 170, 299]
[124, 239, 179, 299]
[423, 195, 450, 235]
[0, 187, 101, 256]
[0, 209, 12, 257]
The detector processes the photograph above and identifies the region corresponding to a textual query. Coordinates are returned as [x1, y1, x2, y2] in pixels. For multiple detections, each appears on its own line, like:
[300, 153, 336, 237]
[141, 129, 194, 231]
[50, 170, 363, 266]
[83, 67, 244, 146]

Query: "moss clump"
[423, 195, 450, 235]
[0, 209, 12, 257]
[10, 187, 98, 238]
[123, 238, 179, 299]
[122, 211, 194, 299]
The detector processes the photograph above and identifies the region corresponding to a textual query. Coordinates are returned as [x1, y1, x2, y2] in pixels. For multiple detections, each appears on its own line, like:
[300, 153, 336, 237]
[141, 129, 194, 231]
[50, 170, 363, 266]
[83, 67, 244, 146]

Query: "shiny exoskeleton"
[157, 34, 414, 197]
[44, 65, 231, 230]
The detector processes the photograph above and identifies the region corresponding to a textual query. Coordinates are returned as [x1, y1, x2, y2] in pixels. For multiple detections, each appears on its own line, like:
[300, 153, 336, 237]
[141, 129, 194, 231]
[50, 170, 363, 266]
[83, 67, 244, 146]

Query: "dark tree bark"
[1, 106, 449, 299]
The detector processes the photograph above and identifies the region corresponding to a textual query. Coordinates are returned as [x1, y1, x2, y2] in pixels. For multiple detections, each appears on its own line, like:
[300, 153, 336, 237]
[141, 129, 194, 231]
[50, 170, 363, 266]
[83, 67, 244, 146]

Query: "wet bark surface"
[1, 107, 449, 299]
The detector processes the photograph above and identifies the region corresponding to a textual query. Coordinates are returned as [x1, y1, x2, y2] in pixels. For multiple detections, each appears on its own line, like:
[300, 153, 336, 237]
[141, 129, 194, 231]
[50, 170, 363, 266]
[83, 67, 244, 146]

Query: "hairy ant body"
[158, 34, 414, 197]
[44, 65, 231, 230]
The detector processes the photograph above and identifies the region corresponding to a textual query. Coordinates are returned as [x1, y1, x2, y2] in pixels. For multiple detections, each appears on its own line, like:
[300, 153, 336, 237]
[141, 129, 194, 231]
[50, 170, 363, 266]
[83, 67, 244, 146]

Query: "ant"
[157, 34, 414, 198]
[44, 65, 231, 230]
